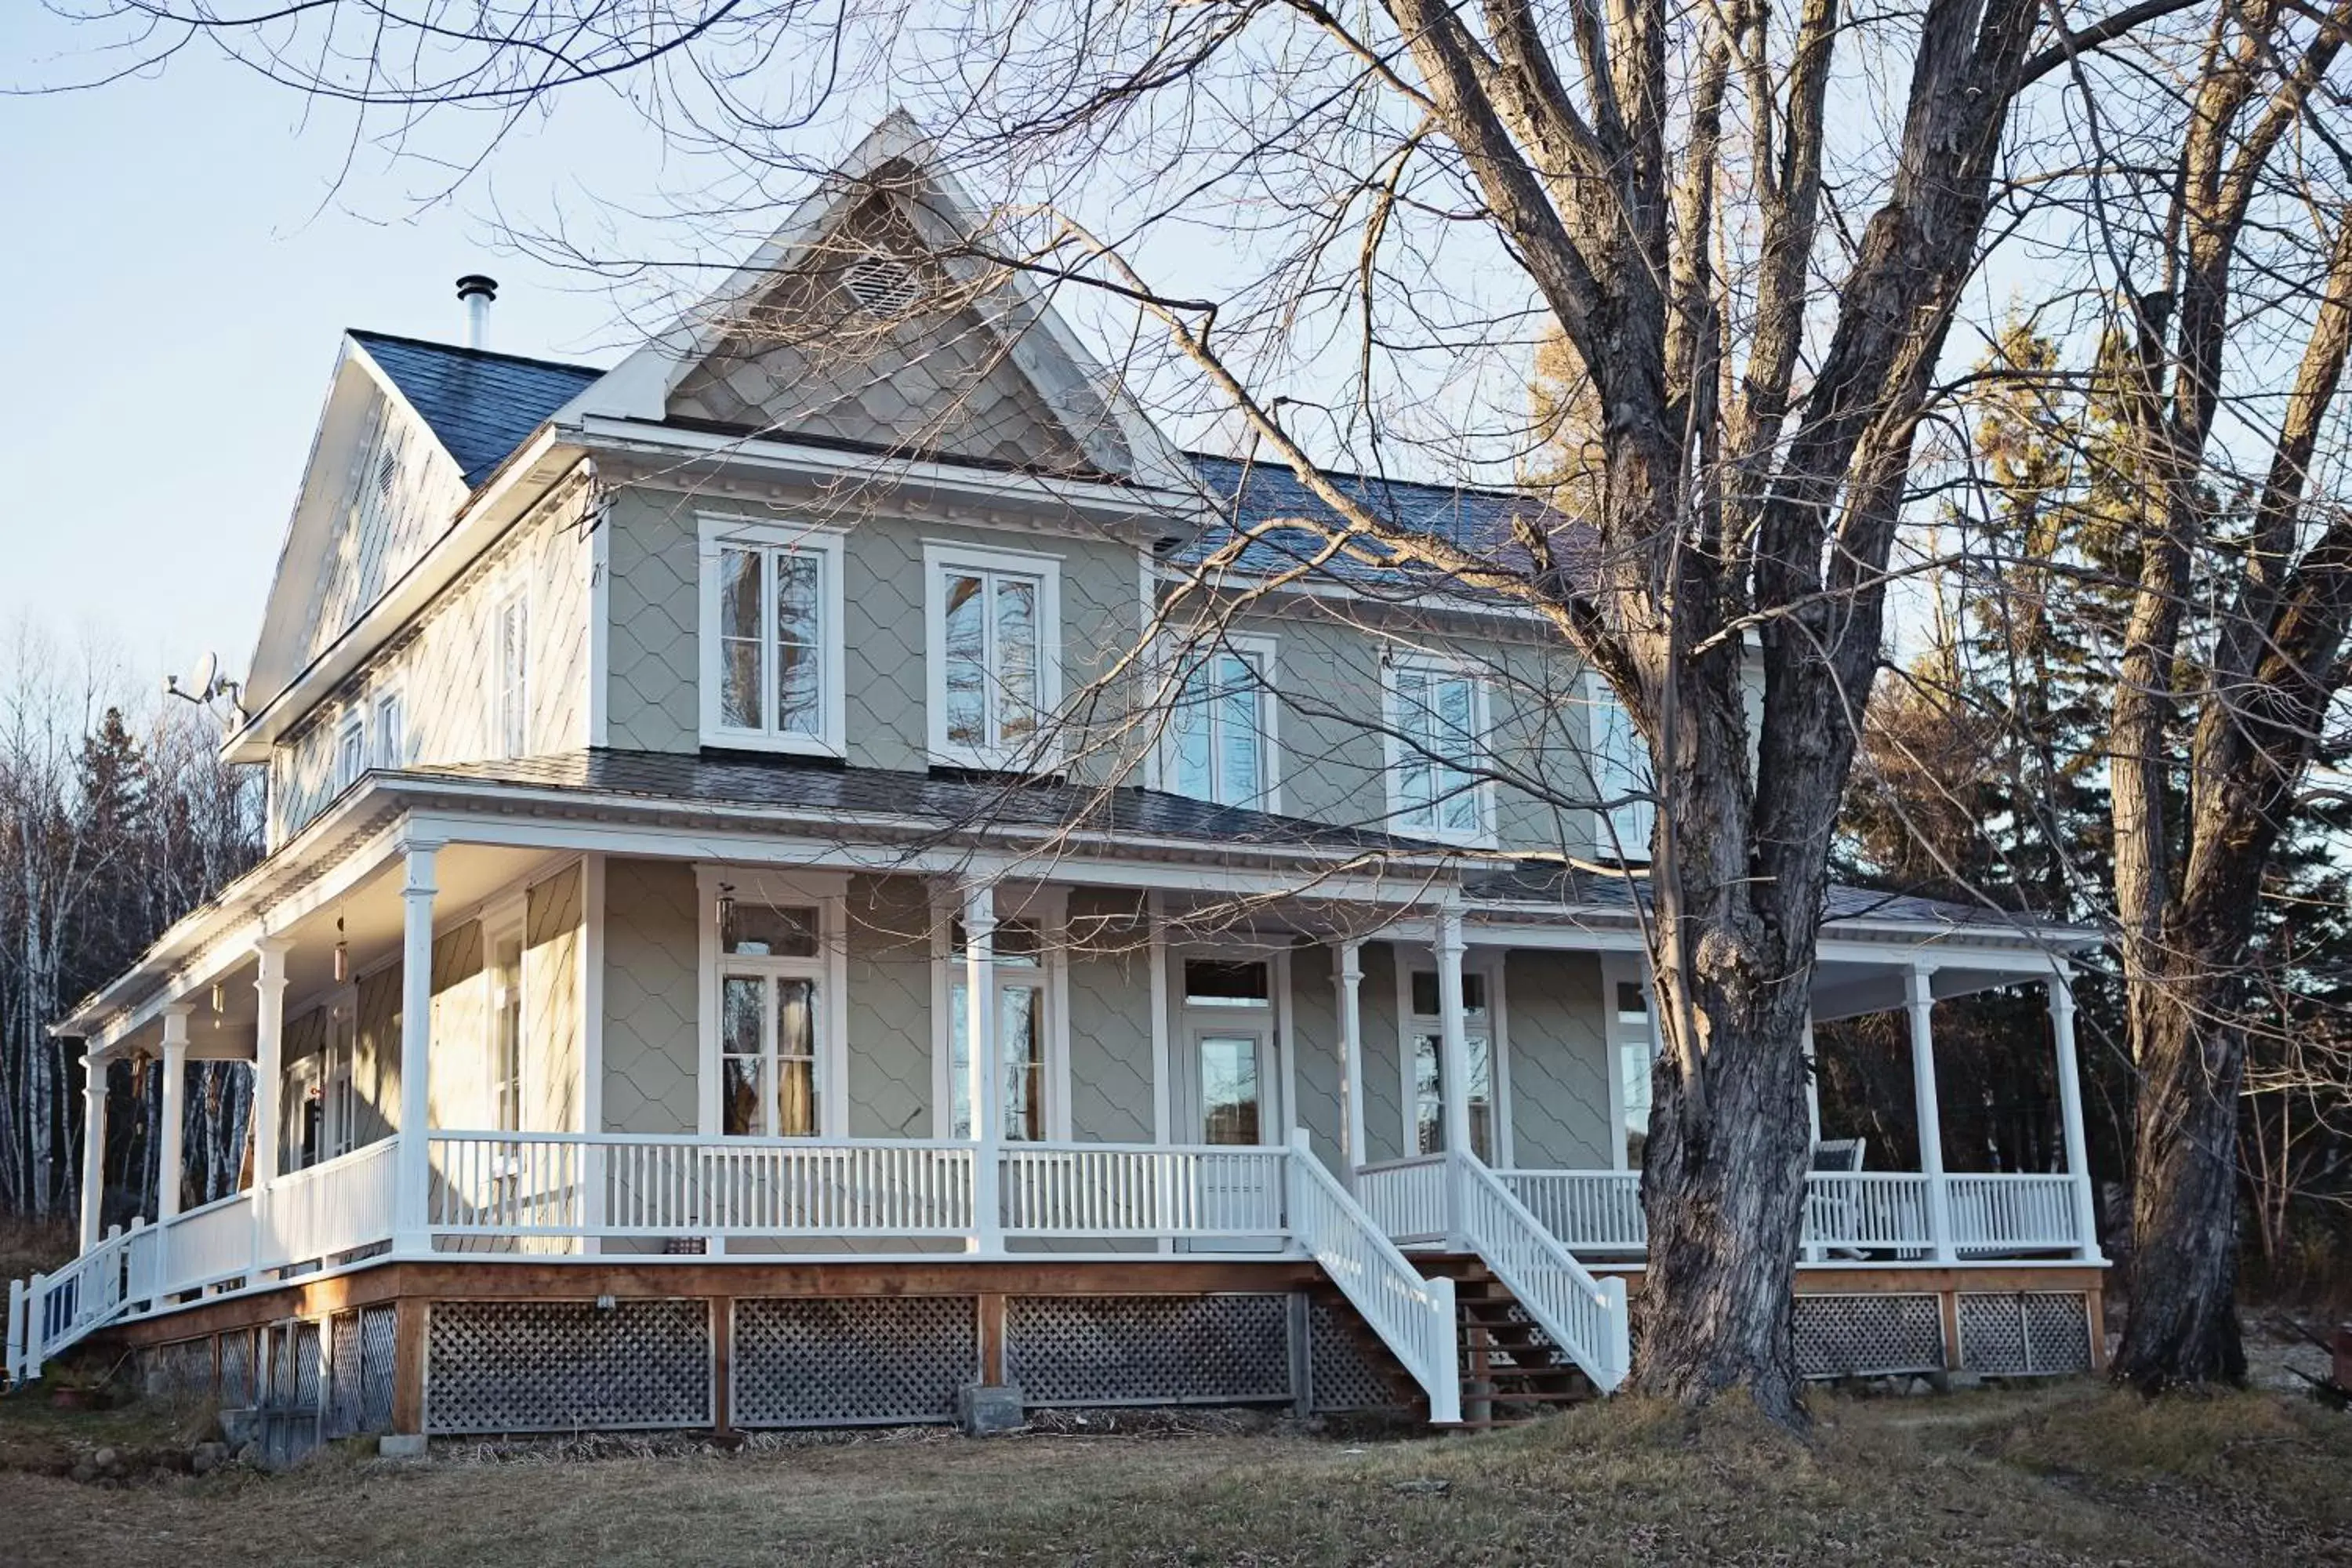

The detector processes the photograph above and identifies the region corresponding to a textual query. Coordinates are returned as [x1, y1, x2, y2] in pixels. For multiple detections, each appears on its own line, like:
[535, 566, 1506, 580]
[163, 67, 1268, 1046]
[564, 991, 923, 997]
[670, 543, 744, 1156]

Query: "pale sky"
[0, 11, 688, 695]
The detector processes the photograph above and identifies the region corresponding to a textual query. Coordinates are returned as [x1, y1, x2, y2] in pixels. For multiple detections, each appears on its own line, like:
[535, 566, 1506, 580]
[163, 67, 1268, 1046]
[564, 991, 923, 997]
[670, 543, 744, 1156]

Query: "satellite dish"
[191, 652, 219, 701]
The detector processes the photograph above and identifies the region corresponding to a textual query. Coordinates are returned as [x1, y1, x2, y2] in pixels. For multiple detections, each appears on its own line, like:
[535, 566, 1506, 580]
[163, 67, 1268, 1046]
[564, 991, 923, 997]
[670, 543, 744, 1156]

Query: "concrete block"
[956, 1381, 1025, 1437]
[378, 1434, 429, 1459]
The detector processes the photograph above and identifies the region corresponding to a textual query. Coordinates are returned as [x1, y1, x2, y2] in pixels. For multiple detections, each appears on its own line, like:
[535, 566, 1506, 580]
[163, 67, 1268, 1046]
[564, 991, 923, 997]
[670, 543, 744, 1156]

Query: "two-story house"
[7, 117, 2107, 1442]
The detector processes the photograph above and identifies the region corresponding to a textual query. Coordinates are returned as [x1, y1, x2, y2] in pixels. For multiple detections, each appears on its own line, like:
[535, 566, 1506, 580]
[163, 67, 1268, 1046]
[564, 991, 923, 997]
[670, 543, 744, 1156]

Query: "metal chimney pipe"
[456, 274, 498, 349]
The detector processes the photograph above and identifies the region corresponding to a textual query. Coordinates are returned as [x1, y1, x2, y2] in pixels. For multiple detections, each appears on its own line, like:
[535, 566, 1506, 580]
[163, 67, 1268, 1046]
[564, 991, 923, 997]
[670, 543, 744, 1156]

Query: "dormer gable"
[555, 111, 1200, 495]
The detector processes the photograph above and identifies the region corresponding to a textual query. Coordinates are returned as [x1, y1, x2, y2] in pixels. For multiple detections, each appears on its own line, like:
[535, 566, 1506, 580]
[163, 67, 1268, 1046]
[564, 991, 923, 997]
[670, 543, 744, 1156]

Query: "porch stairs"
[1305, 1257, 1599, 1428]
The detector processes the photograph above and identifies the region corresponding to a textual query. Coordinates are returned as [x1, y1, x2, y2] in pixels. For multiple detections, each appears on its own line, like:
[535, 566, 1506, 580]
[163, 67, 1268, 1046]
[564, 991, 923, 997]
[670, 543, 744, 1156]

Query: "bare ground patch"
[0, 1381, 2344, 1566]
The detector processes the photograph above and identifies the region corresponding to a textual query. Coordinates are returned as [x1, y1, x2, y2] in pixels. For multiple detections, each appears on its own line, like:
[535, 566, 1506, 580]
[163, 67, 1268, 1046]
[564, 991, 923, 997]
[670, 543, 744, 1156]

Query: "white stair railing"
[6, 1222, 137, 1388]
[1450, 1151, 1631, 1392]
[1284, 1132, 1461, 1424]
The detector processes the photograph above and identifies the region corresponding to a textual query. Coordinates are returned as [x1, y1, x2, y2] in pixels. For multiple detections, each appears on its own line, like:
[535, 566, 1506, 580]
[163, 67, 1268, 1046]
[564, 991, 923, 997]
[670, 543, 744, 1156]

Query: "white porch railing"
[1001, 1143, 1287, 1237]
[7, 1223, 134, 1387]
[1950, 1174, 2082, 1254]
[1491, 1168, 2088, 1259]
[1352, 1155, 1452, 1245]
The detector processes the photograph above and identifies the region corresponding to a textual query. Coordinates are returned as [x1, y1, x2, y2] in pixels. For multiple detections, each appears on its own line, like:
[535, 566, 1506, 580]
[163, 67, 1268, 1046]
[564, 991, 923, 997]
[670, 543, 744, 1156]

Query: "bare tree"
[54, 0, 2228, 1418]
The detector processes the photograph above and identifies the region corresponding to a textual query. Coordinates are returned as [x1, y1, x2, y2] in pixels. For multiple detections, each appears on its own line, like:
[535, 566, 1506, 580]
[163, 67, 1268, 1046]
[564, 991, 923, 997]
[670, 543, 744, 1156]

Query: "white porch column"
[78, 1058, 108, 1251]
[1336, 940, 1367, 1185]
[2048, 975, 2103, 1259]
[250, 939, 291, 1190]
[156, 1006, 192, 1225]
[1435, 908, 1474, 1158]
[1906, 966, 1954, 1262]
[393, 840, 441, 1254]
[963, 881, 1004, 1254]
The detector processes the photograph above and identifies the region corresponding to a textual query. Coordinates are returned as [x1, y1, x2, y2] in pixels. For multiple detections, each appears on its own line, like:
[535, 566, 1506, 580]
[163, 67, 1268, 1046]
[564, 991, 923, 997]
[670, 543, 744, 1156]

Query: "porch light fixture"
[210, 982, 225, 1015]
[333, 916, 349, 984]
[715, 884, 737, 944]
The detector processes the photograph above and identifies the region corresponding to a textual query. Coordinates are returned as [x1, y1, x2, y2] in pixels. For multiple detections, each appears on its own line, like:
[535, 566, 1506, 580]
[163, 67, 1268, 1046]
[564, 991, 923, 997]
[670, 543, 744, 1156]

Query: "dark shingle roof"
[1462, 862, 2085, 938]
[397, 748, 1443, 856]
[1177, 452, 1592, 592]
[350, 332, 604, 488]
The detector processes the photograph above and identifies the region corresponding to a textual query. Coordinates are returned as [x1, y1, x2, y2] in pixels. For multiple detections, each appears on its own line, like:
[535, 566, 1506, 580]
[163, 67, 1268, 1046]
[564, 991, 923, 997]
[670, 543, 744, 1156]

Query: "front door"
[1181, 1019, 1283, 1247]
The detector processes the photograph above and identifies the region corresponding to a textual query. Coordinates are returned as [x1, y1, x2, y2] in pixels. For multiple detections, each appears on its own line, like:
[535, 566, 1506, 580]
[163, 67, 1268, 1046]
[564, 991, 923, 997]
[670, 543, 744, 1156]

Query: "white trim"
[1275, 946, 1298, 1143]
[581, 852, 605, 1135]
[1158, 631, 1282, 813]
[1147, 895, 1171, 1147]
[693, 864, 850, 1139]
[695, 514, 848, 758]
[1381, 654, 1495, 846]
[586, 470, 610, 749]
[482, 891, 529, 1134]
[923, 541, 1065, 771]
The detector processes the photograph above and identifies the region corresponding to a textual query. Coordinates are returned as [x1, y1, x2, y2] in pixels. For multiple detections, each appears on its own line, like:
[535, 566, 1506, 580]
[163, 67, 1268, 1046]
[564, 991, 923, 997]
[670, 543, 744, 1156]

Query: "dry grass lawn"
[0, 1381, 2346, 1566]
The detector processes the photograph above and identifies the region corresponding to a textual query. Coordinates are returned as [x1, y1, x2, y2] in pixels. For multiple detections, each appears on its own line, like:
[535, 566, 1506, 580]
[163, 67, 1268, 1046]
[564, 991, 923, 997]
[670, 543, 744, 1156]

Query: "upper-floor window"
[1588, 676, 1654, 861]
[334, 711, 366, 793]
[374, 690, 405, 770]
[698, 517, 847, 756]
[1385, 659, 1490, 841]
[926, 543, 1062, 770]
[1167, 637, 1277, 809]
[493, 592, 530, 760]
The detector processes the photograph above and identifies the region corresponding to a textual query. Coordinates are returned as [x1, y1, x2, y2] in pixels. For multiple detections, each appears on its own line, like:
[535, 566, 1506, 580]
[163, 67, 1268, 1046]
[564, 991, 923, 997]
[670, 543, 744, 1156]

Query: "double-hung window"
[1406, 969, 1498, 1160]
[945, 919, 1049, 1141]
[374, 691, 405, 770]
[486, 907, 526, 1134]
[1588, 675, 1654, 860]
[713, 897, 829, 1138]
[1166, 637, 1277, 809]
[1385, 659, 1490, 841]
[926, 544, 1061, 770]
[493, 593, 530, 760]
[699, 518, 847, 754]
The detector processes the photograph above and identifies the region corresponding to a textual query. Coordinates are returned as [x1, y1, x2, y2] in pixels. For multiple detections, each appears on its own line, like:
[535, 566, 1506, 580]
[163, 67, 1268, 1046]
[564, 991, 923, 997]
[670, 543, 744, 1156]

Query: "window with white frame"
[927, 544, 1061, 769]
[944, 919, 1050, 1141]
[1406, 967, 1498, 1160]
[375, 691, 405, 770]
[699, 518, 847, 754]
[486, 909, 525, 1134]
[333, 712, 366, 793]
[493, 593, 530, 760]
[293, 1007, 357, 1171]
[713, 895, 829, 1138]
[1385, 660, 1489, 840]
[1166, 637, 1277, 808]
[1588, 677, 1654, 860]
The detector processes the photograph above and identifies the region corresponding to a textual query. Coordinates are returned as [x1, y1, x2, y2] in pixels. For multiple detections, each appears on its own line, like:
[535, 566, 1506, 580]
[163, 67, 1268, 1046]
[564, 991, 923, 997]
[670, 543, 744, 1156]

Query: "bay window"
[699, 518, 846, 755]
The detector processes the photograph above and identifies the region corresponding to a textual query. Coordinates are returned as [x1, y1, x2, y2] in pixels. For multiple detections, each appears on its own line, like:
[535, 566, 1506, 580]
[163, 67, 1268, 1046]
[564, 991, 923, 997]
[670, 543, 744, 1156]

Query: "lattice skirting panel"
[324, 1305, 400, 1438]
[1957, 1292, 2093, 1376]
[732, 1297, 978, 1428]
[1307, 1301, 1406, 1413]
[1008, 1294, 1293, 1406]
[1794, 1294, 1947, 1378]
[426, 1299, 714, 1433]
[139, 1336, 218, 1401]
[220, 1327, 257, 1407]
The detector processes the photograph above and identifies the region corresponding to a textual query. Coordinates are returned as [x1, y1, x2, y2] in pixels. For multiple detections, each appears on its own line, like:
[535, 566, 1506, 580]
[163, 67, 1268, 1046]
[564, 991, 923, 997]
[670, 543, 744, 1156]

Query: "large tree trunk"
[2115, 960, 2249, 1385]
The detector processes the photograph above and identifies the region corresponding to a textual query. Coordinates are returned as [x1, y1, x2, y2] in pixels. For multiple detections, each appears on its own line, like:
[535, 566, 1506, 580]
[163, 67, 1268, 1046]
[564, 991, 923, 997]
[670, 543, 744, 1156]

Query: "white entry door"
[1181, 1018, 1283, 1247]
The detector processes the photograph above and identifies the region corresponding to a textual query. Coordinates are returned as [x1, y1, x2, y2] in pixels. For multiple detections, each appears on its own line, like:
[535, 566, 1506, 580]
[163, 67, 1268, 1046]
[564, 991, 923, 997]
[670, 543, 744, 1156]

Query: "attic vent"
[374, 448, 401, 500]
[840, 256, 923, 318]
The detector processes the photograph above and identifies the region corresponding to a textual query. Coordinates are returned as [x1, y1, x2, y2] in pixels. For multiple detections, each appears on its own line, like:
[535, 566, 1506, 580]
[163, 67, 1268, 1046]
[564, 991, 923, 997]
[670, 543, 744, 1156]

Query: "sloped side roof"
[351, 332, 604, 488]
[1463, 862, 2091, 941]
[1177, 452, 1594, 593]
[401, 747, 1442, 855]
